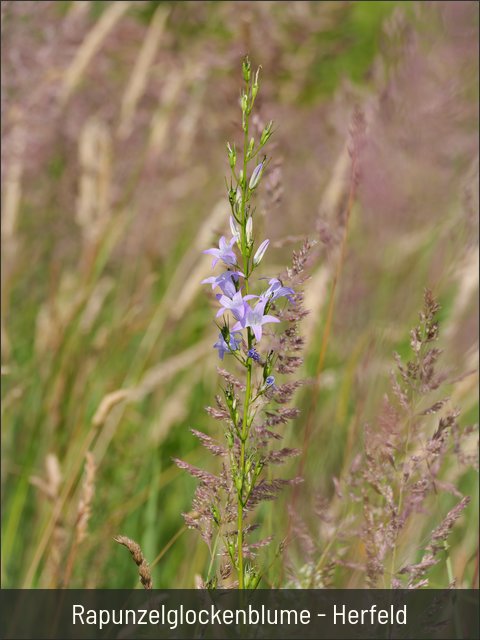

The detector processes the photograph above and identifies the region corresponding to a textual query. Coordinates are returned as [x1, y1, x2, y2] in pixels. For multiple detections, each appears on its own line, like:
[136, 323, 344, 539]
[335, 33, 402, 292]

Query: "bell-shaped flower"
[203, 236, 237, 268]
[262, 278, 295, 302]
[213, 331, 242, 360]
[202, 270, 244, 298]
[216, 291, 256, 322]
[231, 298, 280, 342]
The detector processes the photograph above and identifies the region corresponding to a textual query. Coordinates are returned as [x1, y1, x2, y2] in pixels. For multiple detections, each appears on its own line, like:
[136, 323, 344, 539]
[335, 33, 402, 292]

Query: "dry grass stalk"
[60, 1, 132, 104]
[1, 116, 24, 242]
[1, 115, 25, 359]
[150, 369, 199, 445]
[114, 535, 153, 590]
[30, 454, 66, 587]
[118, 5, 169, 138]
[92, 389, 132, 428]
[79, 276, 114, 334]
[76, 118, 112, 244]
[23, 425, 99, 588]
[149, 72, 184, 152]
[76, 452, 96, 545]
[63, 452, 96, 587]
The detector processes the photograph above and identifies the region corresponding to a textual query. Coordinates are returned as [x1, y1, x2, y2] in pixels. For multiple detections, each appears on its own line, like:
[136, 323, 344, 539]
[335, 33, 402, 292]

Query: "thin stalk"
[206, 531, 221, 582]
[444, 541, 463, 640]
[150, 526, 186, 569]
[389, 406, 413, 583]
[237, 362, 252, 589]
[444, 540, 455, 586]
[236, 84, 252, 590]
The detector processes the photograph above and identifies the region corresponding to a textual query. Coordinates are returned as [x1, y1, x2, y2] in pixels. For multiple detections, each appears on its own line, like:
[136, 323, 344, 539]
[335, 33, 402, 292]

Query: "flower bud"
[246, 216, 253, 244]
[242, 57, 251, 82]
[228, 186, 237, 207]
[230, 216, 240, 244]
[241, 93, 248, 114]
[247, 137, 255, 158]
[260, 120, 274, 146]
[249, 162, 263, 190]
[252, 67, 261, 101]
[263, 350, 274, 378]
[253, 238, 269, 266]
[247, 348, 261, 362]
[227, 142, 236, 169]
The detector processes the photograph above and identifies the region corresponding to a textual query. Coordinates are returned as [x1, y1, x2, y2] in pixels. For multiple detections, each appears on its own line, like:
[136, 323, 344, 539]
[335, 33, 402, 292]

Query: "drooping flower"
[204, 236, 237, 268]
[232, 298, 280, 342]
[216, 291, 255, 321]
[253, 239, 269, 266]
[213, 331, 242, 360]
[202, 271, 244, 298]
[261, 278, 295, 302]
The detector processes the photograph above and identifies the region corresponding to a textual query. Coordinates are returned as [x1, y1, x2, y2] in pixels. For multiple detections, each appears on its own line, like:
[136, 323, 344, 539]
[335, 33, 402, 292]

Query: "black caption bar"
[0, 589, 478, 640]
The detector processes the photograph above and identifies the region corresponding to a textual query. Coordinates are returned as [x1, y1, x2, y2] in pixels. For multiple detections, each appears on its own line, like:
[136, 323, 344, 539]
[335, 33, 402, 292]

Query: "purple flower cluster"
[178, 59, 310, 590]
[202, 235, 294, 358]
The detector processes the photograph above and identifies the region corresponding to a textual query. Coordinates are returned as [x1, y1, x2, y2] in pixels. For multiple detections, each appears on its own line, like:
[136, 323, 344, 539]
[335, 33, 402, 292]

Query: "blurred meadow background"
[1, 0, 478, 589]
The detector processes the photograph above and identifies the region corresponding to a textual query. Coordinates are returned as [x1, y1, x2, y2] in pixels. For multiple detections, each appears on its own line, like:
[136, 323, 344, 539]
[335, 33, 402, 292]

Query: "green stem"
[236, 75, 253, 590]
[444, 541, 463, 640]
[206, 532, 220, 583]
[444, 540, 455, 586]
[240, 113, 250, 281]
[237, 361, 252, 589]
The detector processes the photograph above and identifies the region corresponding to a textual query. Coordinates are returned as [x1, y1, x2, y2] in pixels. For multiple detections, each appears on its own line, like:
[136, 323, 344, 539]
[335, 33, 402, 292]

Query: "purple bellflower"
[214, 331, 242, 360]
[216, 291, 256, 321]
[202, 270, 244, 298]
[204, 236, 237, 268]
[232, 298, 280, 342]
[262, 278, 295, 302]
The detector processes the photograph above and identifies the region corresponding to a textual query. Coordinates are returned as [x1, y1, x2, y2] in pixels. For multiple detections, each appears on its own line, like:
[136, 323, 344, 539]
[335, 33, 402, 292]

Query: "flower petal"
[262, 314, 281, 324]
